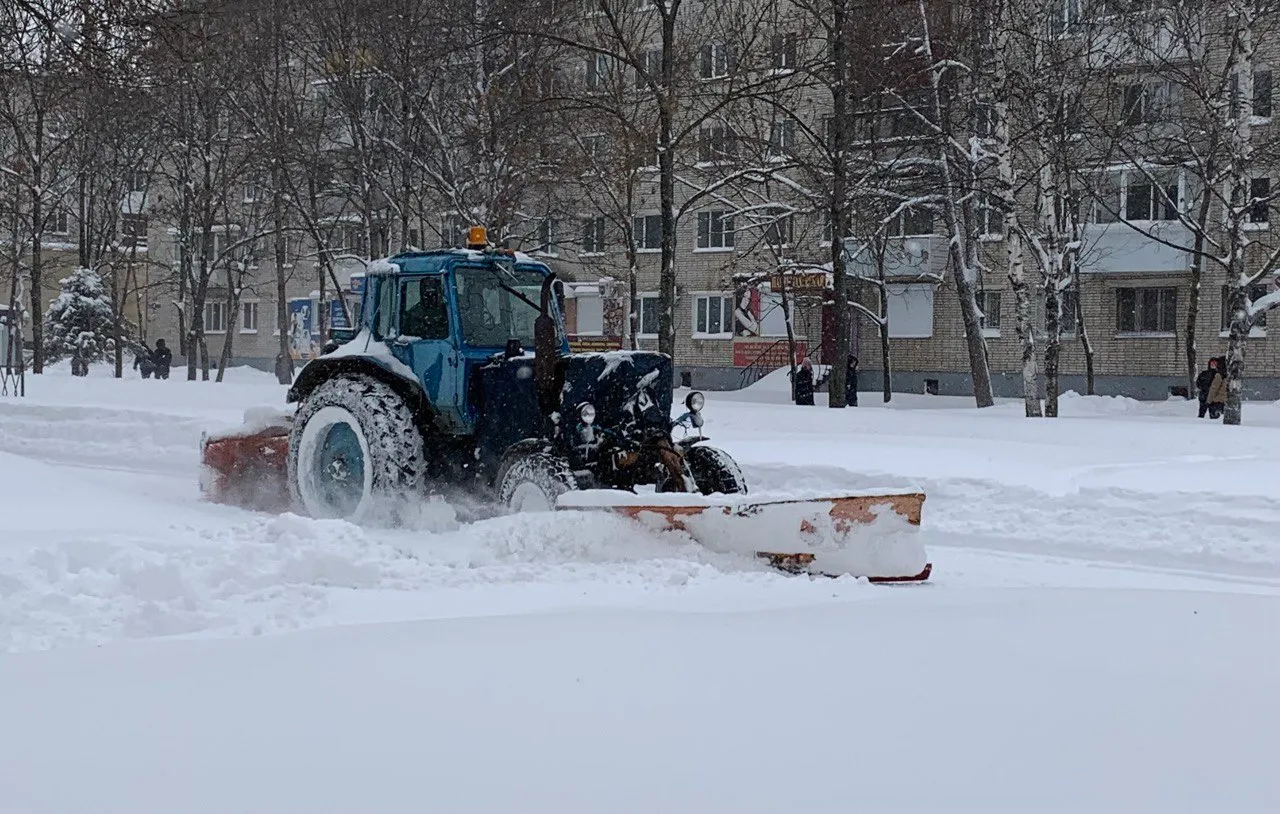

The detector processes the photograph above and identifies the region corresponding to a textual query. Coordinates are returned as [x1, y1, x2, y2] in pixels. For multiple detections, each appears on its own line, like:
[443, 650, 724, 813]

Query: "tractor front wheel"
[495, 441, 578, 513]
[685, 445, 748, 496]
[288, 374, 426, 523]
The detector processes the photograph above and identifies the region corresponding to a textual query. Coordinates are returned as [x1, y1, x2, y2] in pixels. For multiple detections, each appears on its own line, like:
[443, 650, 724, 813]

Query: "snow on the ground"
[2, 361, 1279, 812]
[4, 591, 1277, 814]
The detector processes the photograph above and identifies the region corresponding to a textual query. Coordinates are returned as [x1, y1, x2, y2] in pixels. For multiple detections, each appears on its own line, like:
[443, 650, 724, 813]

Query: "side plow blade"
[556, 490, 931, 582]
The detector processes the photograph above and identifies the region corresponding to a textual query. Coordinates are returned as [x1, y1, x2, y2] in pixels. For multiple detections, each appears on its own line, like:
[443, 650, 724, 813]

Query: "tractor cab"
[353, 228, 568, 434]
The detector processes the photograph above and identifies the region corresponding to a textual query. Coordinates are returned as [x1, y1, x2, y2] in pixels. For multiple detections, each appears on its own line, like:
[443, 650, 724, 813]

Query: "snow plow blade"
[199, 411, 292, 513]
[555, 490, 930, 582]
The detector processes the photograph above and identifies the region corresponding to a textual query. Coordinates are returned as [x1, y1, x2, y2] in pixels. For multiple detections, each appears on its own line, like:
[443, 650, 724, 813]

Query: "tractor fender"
[286, 356, 437, 431]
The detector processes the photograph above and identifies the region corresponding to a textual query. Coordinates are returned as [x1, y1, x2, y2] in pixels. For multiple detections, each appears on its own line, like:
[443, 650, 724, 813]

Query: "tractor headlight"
[578, 402, 597, 425]
[685, 391, 705, 413]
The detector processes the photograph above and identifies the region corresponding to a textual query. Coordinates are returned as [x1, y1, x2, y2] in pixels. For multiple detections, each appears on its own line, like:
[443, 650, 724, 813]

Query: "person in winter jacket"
[1206, 356, 1228, 419]
[152, 338, 173, 379]
[1195, 357, 1219, 418]
[133, 343, 154, 379]
[845, 354, 859, 407]
[792, 357, 815, 406]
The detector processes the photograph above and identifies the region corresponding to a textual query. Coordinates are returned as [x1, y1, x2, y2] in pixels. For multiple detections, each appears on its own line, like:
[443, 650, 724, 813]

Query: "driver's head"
[419, 279, 440, 307]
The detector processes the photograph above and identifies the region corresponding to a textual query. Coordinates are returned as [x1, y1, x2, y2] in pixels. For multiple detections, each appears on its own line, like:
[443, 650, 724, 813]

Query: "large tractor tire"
[287, 374, 426, 523]
[685, 444, 748, 496]
[495, 441, 578, 513]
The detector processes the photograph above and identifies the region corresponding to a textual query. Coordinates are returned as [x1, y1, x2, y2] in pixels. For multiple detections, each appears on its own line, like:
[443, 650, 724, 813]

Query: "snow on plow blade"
[199, 411, 292, 513]
[555, 490, 931, 582]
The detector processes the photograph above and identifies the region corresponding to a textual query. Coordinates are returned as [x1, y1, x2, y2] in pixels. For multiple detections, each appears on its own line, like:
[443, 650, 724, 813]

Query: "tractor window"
[455, 266, 545, 348]
[399, 276, 449, 339]
[374, 278, 395, 339]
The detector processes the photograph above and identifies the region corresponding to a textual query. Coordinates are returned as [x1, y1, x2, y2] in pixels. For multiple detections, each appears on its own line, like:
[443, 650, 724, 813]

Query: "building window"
[1059, 289, 1079, 335]
[586, 53, 613, 89]
[582, 217, 606, 254]
[536, 217, 559, 256]
[694, 294, 732, 337]
[1230, 68, 1272, 119]
[1049, 0, 1082, 35]
[204, 300, 227, 333]
[1033, 288, 1079, 337]
[698, 124, 736, 163]
[240, 301, 259, 333]
[120, 214, 148, 247]
[242, 183, 258, 203]
[1116, 286, 1177, 334]
[887, 206, 934, 237]
[767, 118, 796, 157]
[638, 294, 660, 337]
[440, 215, 469, 248]
[633, 214, 661, 250]
[698, 42, 734, 80]
[581, 133, 606, 162]
[763, 208, 793, 248]
[1119, 79, 1179, 125]
[978, 193, 1003, 238]
[1220, 284, 1269, 332]
[125, 170, 148, 193]
[886, 283, 935, 338]
[635, 48, 661, 90]
[575, 291, 604, 335]
[759, 293, 790, 337]
[976, 291, 1001, 335]
[49, 207, 69, 235]
[1248, 176, 1271, 225]
[696, 211, 734, 250]
[1095, 168, 1180, 223]
[770, 33, 796, 71]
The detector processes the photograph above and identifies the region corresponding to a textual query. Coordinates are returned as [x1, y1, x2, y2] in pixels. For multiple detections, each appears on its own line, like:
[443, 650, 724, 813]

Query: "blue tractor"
[280, 228, 746, 522]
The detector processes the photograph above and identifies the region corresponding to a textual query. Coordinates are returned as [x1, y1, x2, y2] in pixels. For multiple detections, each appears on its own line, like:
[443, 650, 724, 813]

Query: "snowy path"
[2, 368, 1279, 653]
[3, 366, 1279, 813]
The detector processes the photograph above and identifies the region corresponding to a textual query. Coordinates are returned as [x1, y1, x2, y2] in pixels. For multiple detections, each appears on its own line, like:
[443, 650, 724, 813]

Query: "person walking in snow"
[152, 338, 172, 379]
[1206, 356, 1228, 419]
[792, 357, 815, 406]
[1195, 357, 1219, 418]
[133, 343, 154, 379]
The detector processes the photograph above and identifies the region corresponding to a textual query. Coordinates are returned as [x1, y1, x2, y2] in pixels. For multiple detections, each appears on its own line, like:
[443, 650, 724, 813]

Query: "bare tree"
[0, 0, 85, 374]
[889, 0, 996, 407]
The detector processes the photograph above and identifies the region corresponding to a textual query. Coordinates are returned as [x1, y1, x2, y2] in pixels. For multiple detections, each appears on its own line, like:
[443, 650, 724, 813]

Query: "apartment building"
[12, 0, 1276, 401]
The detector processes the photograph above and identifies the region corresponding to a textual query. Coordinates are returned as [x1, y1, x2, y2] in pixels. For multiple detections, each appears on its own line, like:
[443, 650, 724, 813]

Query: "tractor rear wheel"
[288, 374, 426, 522]
[495, 441, 578, 513]
[685, 445, 748, 496]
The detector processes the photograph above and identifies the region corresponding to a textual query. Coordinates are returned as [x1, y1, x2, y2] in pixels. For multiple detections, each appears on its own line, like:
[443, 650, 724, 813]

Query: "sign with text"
[733, 339, 807, 369]
[569, 335, 623, 353]
[768, 272, 828, 292]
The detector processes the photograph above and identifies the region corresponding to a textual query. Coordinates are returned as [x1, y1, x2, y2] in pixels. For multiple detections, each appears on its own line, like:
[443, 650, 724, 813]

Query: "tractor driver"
[401, 277, 449, 339]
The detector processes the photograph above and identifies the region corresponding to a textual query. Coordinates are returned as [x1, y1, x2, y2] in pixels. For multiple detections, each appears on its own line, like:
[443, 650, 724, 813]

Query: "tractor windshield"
[454, 265, 547, 348]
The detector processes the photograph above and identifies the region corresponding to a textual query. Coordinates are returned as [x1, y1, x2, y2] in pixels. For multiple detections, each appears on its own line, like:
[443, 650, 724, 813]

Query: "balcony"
[1078, 221, 1194, 274]
[844, 234, 949, 280]
[1083, 12, 1205, 69]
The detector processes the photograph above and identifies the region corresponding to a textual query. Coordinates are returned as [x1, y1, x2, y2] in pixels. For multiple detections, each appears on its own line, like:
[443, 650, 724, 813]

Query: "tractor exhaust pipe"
[534, 273, 560, 418]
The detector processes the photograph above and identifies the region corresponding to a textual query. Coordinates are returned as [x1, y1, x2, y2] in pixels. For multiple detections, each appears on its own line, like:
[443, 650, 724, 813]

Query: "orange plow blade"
[556, 490, 931, 582]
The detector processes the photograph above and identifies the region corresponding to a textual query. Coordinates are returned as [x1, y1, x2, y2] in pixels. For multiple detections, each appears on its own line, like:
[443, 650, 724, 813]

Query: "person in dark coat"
[152, 338, 172, 379]
[1206, 356, 1228, 419]
[845, 354, 859, 407]
[1195, 357, 1219, 418]
[792, 357, 815, 406]
[133, 343, 154, 379]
